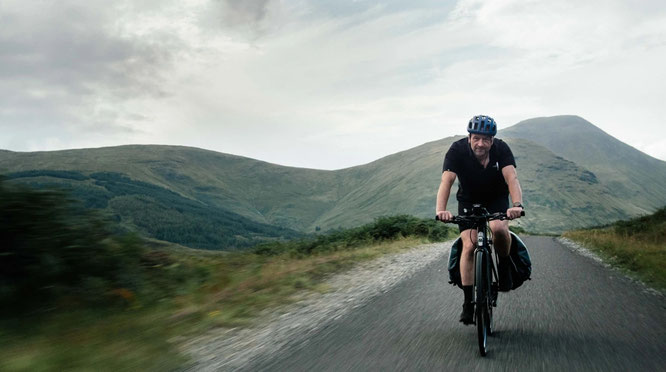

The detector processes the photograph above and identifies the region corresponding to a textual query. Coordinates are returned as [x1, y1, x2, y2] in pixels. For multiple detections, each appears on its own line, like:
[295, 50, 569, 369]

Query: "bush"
[0, 178, 216, 314]
[252, 215, 455, 257]
[613, 207, 666, 241]
[0, 178, 150, 312]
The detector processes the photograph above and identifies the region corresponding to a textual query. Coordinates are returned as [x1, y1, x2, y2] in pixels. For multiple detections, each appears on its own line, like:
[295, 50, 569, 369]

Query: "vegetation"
[509, 225, 527, 234]
[1, 180, 142, 313]
[563, 207, 666, 291]
[252, 215, 453, 257]
[502, 115, 666, 214]
[3, 120, 665, 238]
[0, 179, 456, 371]
[4, 170, 301, 250]
[8, 169, 88, 181]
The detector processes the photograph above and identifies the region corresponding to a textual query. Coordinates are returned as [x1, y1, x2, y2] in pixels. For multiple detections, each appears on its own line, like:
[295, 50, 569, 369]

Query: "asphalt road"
[247, 236, 666, 372]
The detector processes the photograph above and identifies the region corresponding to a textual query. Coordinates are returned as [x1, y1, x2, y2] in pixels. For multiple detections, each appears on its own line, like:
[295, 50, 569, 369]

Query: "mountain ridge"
[500, 115, 666, 213]
[2, 115, 664, 249]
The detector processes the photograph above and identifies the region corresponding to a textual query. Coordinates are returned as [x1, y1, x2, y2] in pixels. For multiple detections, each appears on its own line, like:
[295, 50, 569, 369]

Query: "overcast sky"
[2, 0, 665, 169]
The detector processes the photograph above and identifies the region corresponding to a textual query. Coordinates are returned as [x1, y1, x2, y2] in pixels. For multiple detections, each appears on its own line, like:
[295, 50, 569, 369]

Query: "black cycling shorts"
[457, 197, 509, 233]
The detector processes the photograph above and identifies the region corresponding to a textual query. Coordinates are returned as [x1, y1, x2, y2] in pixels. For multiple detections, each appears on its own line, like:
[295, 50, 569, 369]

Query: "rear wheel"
[475, 250, 488, 356]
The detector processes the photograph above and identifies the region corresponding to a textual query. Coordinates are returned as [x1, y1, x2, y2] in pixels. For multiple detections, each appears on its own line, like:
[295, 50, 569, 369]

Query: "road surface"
[247, 236, 666, 371]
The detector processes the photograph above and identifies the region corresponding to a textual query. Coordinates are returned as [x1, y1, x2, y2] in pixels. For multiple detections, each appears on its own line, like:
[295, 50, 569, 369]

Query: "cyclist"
[435, 115, 524, 325]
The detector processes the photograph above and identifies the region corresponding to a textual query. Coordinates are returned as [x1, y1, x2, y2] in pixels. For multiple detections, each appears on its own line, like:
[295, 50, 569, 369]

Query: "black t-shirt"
[442, 137, 516, 203]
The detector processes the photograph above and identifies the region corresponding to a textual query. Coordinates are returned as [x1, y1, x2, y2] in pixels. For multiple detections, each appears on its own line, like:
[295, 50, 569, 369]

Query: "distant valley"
[2, 115, 664, 250]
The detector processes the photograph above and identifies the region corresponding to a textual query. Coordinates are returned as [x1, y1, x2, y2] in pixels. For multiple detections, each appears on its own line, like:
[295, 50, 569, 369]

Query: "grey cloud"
[222, 0, 271, 25]
[0, 3, 174, 99]
[0, 1, 180, 148]
[211, 0, 274, 39]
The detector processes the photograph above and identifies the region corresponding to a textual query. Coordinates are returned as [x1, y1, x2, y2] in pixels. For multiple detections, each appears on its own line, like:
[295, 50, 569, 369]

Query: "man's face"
[469, 134, 493, 158]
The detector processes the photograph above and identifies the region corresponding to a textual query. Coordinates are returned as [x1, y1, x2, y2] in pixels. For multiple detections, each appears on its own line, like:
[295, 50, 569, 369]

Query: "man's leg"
[490, 220, 513, 291]
[490, 220, 511, 256]
[460, 229, 477, 285]
[459, 229, 476, 324]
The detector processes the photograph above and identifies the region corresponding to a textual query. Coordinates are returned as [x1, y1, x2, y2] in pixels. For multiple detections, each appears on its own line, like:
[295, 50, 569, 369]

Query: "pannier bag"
[447, 232, 531, 290]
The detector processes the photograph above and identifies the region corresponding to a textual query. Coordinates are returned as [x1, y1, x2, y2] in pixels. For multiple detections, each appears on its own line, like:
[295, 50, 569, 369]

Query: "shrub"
[0, 178, 150, 313]
[252, 215, 455, 257]
[613, 207, 666, 241]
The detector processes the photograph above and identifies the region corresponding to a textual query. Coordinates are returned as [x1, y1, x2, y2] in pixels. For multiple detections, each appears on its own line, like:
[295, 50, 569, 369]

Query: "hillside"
[500, 115, 666, 213]
[319, 136, 632, 233]
[0, 146, 349, 229]
[1, 115, 665, 247]
[1, 168, 301, 250]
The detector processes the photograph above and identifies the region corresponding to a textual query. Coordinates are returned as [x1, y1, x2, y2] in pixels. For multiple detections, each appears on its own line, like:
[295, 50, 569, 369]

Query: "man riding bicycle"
[435, 115, 524, 325]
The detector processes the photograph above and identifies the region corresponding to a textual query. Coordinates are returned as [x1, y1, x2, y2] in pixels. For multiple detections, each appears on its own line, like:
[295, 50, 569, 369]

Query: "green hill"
[0, 146, 341, 232]
[1, 115, 664, 248]
[500, 115, 666, 214]
[315, 136, 631, 233]
[1, 168, 301, 250]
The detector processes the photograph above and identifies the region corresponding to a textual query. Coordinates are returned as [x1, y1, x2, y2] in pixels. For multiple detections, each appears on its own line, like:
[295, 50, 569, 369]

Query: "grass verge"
[562, 207, 666, 292]
[0, 236, 448, 372]
[1, 179, 456, 371]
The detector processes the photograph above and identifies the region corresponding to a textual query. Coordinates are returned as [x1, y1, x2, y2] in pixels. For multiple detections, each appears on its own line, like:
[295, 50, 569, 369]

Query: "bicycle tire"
[487, 266, 494, 337]
[475, 249, 488, 356]
[487, 250, 495, 336]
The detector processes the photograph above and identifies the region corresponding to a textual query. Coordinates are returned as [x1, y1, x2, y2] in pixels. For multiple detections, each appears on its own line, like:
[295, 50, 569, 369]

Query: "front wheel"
[475, 250, 488, 356]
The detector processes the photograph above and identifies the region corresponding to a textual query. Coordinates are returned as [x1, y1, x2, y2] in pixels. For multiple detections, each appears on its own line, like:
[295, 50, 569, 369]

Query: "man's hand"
[506, 207, 523, 220]
[436, 210, 454, 222]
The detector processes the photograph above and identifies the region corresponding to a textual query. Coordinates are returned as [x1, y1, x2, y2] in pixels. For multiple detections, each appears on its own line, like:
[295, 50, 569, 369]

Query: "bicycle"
[436, 204, 525, 356]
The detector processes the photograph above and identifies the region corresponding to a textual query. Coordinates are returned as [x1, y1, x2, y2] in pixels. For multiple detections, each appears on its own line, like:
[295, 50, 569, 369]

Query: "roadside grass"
[1, 179, 457, 371]
[195, 236, 431, 329]
[1, 234, 452, 371]
[563, 207, 666, 291]
[0, 307, 187, 372]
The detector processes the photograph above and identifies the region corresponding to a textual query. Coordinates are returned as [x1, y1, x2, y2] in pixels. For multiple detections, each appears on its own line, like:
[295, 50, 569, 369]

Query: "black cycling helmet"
[467, 115, 497, 136]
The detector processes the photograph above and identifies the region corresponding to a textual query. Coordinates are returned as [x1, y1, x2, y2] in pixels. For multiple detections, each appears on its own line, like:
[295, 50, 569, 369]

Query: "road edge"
[182, 240, 454, 371]
[557, 236, 664, 298]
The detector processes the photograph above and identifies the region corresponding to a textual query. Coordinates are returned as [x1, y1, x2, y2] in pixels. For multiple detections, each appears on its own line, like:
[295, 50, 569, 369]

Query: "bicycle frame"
[436, 204, 524, 356]
[473, 218, 499, 307]
[470, 211, 496, 356]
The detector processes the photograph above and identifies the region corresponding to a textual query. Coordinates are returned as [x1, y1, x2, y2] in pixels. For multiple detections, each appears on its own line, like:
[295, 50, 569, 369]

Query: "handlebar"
[435, 210, 525, 224]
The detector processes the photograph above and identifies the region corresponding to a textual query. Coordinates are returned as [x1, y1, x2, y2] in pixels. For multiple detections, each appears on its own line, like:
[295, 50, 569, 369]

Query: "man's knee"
[490, 221, 511, 256]
[460, 230, 476, 257]
[490, 221, 510, 239]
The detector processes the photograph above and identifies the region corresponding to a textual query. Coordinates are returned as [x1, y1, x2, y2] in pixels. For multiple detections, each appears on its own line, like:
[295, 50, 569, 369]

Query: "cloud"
[1, 0, 665, 167]
[145, 0, 666, 167]
[0, 0, 183, 148]
[1, 2, 177, 95]
[437, 0, 666, 144]
[199, 0, 293, 41]
[220, 0, 271, 26]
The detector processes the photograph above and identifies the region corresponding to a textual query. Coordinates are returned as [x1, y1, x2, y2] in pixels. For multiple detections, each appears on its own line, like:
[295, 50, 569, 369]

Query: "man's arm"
[501, 165, 523, 219]
[436, 171, 457, 221]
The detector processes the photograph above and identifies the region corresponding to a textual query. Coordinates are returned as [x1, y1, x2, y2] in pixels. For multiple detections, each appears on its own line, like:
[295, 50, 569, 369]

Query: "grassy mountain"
[0, 146, 359, 232]
[500, 115, 666, 214]
[1, 116, 664, 247]
[1, 168, 301, 250]
[317, 136, 632, 233]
